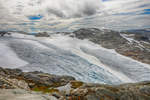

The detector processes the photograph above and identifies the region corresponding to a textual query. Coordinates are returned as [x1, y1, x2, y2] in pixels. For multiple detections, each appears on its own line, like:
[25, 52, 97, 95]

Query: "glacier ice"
[0, 33, 150, 85]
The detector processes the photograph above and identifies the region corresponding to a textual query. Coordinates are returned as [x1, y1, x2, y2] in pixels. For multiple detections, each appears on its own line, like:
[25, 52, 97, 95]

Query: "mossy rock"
[50, 82, 62, 87]
[104, 86, 120, 92]
[32, 86, 59, 93]
[70, 81, 84, 89]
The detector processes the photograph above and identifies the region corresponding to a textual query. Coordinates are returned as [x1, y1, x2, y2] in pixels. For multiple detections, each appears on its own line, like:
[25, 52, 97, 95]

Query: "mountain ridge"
[56, 28, 150, 64]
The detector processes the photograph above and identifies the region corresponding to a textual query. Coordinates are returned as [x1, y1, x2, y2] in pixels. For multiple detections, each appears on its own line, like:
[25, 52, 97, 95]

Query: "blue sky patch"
[140, 9, 150, 15]
[102, 0, 110, 2]
[144, 9, 150, 12]
[141, 12, 150, 15]
[113, 12, 137, 16]
[28, 15, 43, 20]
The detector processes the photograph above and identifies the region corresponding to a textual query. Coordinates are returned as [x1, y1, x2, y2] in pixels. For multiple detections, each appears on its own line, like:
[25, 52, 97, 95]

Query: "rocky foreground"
[1, 67, 150, 100]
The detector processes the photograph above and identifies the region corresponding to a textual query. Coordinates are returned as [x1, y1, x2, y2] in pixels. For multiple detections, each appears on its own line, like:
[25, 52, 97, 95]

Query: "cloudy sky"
[0, 0, 150, 33]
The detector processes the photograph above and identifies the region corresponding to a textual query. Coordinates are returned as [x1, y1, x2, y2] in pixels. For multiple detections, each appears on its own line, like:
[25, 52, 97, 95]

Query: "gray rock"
[140, 86, 150, 95]
[0, 89, 58, 100]
[35, 32, 50, 37]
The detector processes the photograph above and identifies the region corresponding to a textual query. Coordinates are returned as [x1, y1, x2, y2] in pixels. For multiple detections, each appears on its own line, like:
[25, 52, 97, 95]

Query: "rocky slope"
[125, 28, 150, 41]
[61, 28, 150, 64]
[1, 67, 150, 100]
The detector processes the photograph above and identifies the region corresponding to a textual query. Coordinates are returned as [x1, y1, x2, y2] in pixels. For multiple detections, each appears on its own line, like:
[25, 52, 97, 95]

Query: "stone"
[35, 32, 50, 37]
[140, 86, 150, 96]
[0, 89, 58, 100]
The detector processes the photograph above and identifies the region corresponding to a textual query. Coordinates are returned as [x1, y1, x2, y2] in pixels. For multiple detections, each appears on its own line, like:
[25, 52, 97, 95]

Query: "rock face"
[35, 32, 50, 37]
[126, 28, 150, 41]
[1, 67, 150, 100]
[65, 82, 150, 100]
[0, 67, 75, 90]
[64, 28, 150, 64]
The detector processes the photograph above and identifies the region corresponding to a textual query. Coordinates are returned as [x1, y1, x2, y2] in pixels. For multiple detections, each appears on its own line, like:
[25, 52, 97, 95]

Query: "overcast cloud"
[0, 0, 150, 32]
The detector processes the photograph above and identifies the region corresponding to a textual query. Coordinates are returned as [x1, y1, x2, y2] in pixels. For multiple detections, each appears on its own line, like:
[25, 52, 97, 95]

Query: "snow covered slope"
[0, 33, 150, 85]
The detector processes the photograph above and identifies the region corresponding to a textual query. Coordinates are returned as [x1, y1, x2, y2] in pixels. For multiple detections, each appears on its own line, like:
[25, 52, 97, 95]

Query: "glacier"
[0, 33, 150, 85]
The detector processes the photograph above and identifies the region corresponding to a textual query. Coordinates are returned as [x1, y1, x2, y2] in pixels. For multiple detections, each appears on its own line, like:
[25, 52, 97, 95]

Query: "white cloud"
[0, 0, 150, 32]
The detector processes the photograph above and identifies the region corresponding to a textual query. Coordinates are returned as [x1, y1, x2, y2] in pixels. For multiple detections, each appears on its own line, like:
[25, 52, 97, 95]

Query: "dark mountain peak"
[73, 28, 101, 34]
[124, 28, 150, 42]
[72, 28, 121, 40]
[0, 31, 11, 36]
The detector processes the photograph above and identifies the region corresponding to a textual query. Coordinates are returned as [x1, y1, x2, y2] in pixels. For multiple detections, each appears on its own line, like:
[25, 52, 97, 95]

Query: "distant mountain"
[124, 28, 150, 41]
[61, 28, 150, 64]
[126, 28, 150, 33]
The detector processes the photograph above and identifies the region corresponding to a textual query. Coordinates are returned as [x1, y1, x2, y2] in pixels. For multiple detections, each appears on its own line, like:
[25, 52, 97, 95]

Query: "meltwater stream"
[0, 34, 150, 85]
